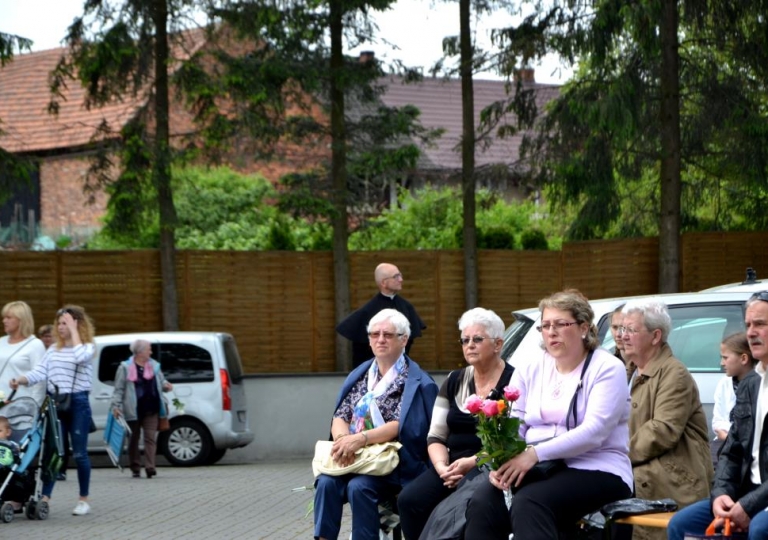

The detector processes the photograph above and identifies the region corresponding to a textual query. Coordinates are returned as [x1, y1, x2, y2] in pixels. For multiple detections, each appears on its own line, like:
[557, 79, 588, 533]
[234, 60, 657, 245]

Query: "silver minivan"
[89, 332, 254, 466]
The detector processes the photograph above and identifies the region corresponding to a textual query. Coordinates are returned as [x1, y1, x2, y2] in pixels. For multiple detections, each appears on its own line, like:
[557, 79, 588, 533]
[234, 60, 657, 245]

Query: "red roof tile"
[0, 30, 206, 154]
[378, 75, 560, 171]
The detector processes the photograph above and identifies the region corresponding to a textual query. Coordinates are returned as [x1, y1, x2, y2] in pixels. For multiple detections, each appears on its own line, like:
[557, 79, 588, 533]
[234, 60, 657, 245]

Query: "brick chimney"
[513, 68, 536, 84]
[359, 51, 375, 64]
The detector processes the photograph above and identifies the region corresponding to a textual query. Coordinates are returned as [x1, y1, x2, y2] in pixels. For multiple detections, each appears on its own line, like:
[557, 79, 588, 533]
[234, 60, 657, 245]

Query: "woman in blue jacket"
[111, 339, 173, 479]
[313, 308, 438, 540]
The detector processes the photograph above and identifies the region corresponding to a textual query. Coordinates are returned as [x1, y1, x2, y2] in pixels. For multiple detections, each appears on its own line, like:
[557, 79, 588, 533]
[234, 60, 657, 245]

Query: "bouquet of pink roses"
[465, 385, 526, 470]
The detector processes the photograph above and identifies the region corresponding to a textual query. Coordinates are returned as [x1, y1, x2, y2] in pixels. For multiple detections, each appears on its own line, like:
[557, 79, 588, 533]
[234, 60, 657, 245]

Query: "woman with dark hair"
[464, 289, 633, 539]
[11, 304, 96, 516]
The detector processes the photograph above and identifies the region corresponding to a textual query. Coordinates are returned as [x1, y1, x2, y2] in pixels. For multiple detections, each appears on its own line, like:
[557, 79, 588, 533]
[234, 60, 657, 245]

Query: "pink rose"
[481, 399, 500, 416]
[504, 386, 521, 402]
[465, 394, 483, 414]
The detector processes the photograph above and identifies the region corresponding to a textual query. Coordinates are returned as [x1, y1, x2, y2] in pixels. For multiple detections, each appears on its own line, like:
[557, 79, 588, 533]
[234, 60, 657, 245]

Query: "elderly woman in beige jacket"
[621, 298, 712, 540]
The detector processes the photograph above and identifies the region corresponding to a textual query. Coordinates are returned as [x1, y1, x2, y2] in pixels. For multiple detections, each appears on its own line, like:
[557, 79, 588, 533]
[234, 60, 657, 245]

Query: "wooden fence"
[2, 231, 767, 374]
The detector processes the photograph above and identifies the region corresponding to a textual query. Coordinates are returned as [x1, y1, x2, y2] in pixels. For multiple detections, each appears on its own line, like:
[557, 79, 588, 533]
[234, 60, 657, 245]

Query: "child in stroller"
[0, 416, 22, 512]
[0, 395, 63, 523]
[0, 417, 20, 466]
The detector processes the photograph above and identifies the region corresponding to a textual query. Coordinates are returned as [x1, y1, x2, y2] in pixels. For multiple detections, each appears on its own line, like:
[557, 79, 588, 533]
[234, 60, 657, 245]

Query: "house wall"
[39, 153, 108, 239]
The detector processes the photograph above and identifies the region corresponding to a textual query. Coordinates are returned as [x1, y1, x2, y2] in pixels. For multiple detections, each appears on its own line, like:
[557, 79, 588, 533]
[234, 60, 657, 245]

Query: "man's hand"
[725, 501, 751, 532]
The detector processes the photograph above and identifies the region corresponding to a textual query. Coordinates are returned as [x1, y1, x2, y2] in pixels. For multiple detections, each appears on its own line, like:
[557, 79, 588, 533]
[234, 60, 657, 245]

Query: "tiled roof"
[0, 30, 206, 154]
[377, 75, 560, 171]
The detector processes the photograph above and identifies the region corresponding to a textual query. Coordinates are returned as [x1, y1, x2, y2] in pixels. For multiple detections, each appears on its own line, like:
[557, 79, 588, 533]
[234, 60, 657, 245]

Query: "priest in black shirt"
[336, 263, 426, 368]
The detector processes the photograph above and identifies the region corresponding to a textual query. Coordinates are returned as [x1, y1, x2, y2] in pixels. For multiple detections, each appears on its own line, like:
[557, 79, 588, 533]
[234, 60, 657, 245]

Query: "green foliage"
[349, 186, 560, 250]
[521, 229, 548, 250]
[89, 166, 331, 251]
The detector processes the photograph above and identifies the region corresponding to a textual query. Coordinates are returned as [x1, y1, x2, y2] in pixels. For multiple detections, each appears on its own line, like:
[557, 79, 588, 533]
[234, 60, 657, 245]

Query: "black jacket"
[712, 369, 767, 516]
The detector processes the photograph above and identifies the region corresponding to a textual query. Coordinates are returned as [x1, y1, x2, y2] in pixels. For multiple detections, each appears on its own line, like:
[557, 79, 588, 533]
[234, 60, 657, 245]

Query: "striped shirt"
[25, 343, 95, 395]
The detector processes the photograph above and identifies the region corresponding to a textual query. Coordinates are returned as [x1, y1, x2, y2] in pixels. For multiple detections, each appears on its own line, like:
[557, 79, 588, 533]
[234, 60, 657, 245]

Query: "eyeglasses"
[385, 273, 403, 280]
[368, 331, 404, 340]
[458, 336, 493, 346]
[749, 291, 768, 303]
[617, 326, 644, 336]
[536, 321, 578, 332]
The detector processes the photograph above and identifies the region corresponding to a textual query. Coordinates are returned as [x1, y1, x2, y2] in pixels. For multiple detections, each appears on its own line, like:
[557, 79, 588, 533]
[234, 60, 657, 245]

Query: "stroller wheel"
[0, 502, 15, 523]
[25, 501, 35, 520]
[34, 501, 48, 520]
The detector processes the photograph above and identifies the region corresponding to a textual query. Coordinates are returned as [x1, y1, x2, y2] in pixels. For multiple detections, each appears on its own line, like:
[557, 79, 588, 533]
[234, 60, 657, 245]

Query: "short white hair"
[622, 298, 671, 342]
[458, 308, 505, 339]
[367, 309, 411, 339]
[129, 339, 152, 354]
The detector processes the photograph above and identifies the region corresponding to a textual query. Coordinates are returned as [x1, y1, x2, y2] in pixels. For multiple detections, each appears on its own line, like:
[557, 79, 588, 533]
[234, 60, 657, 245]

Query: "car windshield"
[501, 312, 535, 362]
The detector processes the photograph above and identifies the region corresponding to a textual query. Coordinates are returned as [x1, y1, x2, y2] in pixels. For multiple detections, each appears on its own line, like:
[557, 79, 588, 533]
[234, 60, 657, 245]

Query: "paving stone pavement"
[0, 457, 354, 539]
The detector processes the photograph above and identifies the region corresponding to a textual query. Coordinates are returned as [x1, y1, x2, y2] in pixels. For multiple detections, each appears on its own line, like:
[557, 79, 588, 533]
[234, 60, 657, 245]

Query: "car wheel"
[206, 447, 227, 465]
[160, 418, 211, 466]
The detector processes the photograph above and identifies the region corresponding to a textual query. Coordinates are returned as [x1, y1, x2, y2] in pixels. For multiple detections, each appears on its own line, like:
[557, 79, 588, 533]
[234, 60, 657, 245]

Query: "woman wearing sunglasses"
[11, 304, 96, 517]
[397, 307, 514, 540]
[464, 289, 633, 539]
[313, 308, 438, 540]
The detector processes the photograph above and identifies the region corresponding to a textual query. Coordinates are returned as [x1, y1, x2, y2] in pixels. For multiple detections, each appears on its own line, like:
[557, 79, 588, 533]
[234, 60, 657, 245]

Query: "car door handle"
[93, 392, 113, 400]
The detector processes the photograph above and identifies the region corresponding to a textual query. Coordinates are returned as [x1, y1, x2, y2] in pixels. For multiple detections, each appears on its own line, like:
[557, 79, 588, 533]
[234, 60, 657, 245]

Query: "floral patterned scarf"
[350, 355, 406, 434]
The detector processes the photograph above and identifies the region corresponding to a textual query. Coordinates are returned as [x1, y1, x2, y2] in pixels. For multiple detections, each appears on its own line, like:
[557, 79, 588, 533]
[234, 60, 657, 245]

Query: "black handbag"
[54, 391, 72, 413]
[511, 459, 566, 493]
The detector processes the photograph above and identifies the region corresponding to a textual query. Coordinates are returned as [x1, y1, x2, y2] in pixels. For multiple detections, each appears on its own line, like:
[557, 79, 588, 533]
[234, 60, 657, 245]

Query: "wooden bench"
[615, 511, 675, 528]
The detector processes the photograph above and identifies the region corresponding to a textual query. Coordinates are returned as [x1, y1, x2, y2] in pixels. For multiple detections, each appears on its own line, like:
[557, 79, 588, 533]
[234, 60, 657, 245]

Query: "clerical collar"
[381, 293, 396, 299]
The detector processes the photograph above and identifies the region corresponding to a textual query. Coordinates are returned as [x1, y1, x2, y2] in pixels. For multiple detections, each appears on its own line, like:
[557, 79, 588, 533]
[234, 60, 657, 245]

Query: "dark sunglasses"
[56, 308, 80, 319]
[749, 291, 768, 304]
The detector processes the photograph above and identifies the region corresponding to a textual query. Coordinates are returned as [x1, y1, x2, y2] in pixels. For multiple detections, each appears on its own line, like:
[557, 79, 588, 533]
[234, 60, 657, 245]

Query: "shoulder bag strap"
[566, 349, 594, 431]
[0, 337, 35, 381]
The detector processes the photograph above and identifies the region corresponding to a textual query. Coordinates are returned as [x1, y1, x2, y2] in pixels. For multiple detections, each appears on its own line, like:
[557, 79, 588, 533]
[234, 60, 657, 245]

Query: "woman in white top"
[0, 302, 46, 405]
[11, 304, 96, 517]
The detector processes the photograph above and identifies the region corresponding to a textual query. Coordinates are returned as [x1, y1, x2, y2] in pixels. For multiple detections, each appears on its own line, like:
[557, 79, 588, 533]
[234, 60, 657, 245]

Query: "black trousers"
[464, 467, 631, 540]
[398, 465, 481, 540]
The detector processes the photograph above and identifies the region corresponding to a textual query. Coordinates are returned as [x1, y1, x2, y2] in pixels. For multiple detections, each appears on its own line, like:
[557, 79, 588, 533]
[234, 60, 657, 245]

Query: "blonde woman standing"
[0, 301, 46, 405]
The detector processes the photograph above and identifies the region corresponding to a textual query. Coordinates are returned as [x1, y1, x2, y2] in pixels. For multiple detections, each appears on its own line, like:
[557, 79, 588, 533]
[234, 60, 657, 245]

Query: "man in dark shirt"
[336, 263, 426, 368]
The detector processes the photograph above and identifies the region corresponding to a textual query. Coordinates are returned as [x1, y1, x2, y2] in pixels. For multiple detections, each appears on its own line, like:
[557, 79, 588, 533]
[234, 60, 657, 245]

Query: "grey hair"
[129, 339, 152, 355]
[367, 309, 411, 339]
[622, 298, 672, 342]
[458, 308, 505, 339]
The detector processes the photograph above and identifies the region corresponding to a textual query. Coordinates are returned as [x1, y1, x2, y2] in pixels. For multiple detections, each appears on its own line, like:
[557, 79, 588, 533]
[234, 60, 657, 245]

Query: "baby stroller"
[0, 393, 64, 523]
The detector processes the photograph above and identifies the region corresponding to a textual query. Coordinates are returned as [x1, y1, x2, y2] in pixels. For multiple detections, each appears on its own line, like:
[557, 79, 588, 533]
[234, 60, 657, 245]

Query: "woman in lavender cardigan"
[464, 289, 633, 539]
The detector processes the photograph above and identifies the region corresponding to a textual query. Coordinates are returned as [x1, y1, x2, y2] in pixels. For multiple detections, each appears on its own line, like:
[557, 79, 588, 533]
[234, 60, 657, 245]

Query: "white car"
[88, 332, 254, 466]
[501, 289, 765, 427]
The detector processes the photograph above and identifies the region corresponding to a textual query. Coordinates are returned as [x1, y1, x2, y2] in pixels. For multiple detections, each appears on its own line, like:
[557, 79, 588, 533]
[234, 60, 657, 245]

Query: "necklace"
[551, 364, 577, 399]
[474, 362, 503, 397]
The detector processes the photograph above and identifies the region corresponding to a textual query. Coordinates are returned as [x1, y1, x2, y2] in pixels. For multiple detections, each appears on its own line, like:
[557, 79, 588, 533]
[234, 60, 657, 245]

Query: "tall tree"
[438, 0, 544, 308]
[0, 33, 35, 203]
[504, 1, 768, 291]
[49, 0, 212, 329]
[182, 0, 435, 369]
[459, 0, 478, 308]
